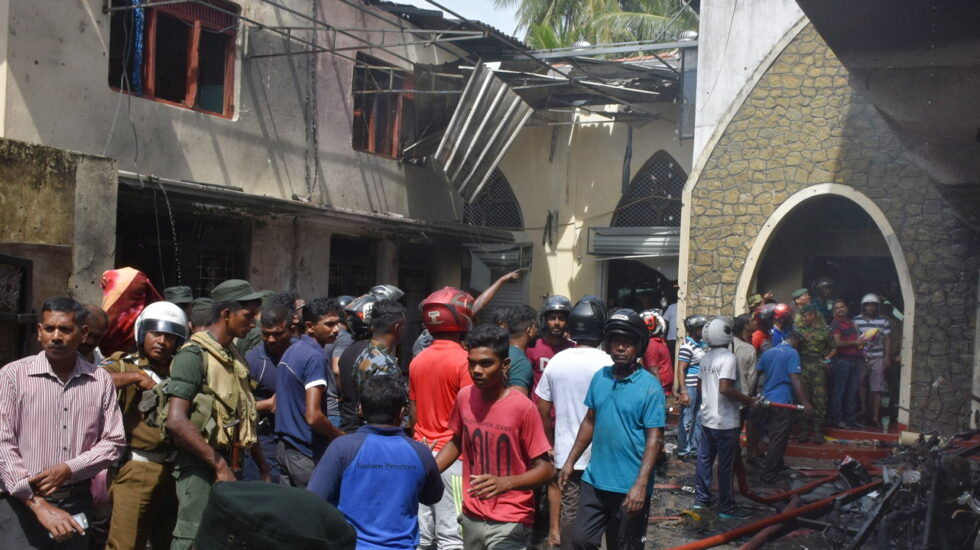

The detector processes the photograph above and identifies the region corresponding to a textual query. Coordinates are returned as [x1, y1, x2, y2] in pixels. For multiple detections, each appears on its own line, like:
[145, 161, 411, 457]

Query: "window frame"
[351, 55, 414, 159]
[110, 1, 238, 119]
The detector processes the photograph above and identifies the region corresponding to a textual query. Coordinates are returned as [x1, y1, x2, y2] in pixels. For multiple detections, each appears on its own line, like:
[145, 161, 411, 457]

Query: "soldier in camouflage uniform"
[351, 300, 406, 428]
[795, 304, 835, 443]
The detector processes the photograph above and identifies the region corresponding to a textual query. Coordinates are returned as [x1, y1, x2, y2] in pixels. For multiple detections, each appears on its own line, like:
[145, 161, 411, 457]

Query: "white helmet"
[370, 284, 404, 301]
[703, 316, 734, 347]
[861, 293, 880, 306]
[135, 301, 190, 350]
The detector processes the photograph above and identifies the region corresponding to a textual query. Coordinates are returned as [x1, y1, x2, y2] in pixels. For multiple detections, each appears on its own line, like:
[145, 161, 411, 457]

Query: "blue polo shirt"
[756, 342, 801, 404]
[308, 425, 443, 550]
[276, 334, 332, 459]
[582, 366, 665, 494]
[245, 344, 283, 401]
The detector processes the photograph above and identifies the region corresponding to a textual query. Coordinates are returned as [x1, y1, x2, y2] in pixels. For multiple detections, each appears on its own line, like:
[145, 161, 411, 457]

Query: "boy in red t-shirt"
[436, 324, 553, 549]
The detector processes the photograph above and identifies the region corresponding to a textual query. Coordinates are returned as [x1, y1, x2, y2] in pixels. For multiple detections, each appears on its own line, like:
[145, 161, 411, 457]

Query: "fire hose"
[666, 480, 883, 550]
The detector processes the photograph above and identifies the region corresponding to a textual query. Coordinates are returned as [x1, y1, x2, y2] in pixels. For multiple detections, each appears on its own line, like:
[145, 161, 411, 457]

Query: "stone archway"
[734, 183, 916, 425]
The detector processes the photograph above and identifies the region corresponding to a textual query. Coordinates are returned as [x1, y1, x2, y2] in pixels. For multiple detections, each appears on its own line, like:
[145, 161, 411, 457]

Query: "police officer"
[102, 302, 188, 550]
[164, 279, 270, 550]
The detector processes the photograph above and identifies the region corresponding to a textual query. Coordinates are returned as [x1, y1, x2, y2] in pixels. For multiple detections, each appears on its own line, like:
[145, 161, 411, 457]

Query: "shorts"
[867, 357, 887, 392]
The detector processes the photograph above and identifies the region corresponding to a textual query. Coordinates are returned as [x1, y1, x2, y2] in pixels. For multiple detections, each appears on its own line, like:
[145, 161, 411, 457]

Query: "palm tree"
[494, 0, 698, 50]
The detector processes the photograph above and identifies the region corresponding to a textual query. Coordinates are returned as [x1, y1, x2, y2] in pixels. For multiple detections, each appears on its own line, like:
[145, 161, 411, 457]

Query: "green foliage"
[495, 0, 698, 50]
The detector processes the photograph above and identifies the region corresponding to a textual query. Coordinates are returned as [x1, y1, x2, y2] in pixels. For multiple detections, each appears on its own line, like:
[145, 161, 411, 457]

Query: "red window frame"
[352, 56, 414, 159]
[111, 1, 238, 118]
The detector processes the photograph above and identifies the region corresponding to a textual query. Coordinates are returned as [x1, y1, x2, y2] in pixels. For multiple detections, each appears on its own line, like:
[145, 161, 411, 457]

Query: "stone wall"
[685, 25, 979, 431]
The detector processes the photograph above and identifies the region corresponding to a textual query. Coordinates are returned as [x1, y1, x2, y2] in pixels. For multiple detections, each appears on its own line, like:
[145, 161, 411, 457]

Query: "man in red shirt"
[409, 288, 475, 550]
[436, 325, 553, 549]
[526, 295, 575, 392]
[640, 309, 673, 396]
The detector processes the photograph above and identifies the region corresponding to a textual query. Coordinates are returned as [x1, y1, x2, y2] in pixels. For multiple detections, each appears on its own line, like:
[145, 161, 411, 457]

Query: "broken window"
[352, 53, 414, 158]
[463, 169, 523, 229]
[612, 150, 687, 227]
[107, 0, 239, 117]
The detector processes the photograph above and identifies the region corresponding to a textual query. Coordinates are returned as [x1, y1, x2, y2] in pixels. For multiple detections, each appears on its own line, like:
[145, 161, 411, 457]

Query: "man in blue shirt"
[752, 330, 812, 483]
[244, 302, 293, 483]
[275, 297, 345, 488]
[560, 309, 664, 549]
[308, 375, 443, 550]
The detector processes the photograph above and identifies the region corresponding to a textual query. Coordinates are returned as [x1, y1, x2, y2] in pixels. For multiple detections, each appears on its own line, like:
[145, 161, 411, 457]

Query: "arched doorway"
[735, 184, 915, 425]
[602, 151, 685, 308]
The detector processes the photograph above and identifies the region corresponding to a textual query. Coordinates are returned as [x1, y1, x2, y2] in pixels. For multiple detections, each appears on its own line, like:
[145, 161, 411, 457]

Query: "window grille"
[611, 151, 687, 227]
[463, 169, 523, 229]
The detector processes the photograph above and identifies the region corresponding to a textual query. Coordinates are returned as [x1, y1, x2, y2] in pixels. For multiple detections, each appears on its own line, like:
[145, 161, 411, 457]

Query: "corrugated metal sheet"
[466, 243, 533, 321]
[434, 64, 534, 203]
[588, 226, 680, 257]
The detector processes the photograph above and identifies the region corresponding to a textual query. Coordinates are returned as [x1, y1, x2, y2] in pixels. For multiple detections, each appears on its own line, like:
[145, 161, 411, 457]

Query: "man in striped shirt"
[0, 297, 126, 548]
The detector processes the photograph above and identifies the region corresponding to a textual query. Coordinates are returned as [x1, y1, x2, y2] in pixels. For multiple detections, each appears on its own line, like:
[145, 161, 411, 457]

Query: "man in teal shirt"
[559, 309, 664, 550]
[506, 305, 538, 394]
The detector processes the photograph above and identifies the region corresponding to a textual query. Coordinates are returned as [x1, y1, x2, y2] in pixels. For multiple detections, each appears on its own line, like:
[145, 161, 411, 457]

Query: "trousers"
[571, 482, 650, 550]
[0, 490, 93, 550]
[830, 358, 858, 426]
[170, 454, 216, 550]
[695, 426, 740, 510]
[418, 456, 463, 549]
[796, 358, 828, 435]
[762, 408, 795, 480]
[677, 384, 702, 455]
[107, 459, 177, 550]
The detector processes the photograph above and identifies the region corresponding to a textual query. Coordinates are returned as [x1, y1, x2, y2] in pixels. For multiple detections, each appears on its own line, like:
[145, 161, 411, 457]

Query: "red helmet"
[421, 287, 475, 334]
[773, 303, 794, 324]
[639, 309, 666, 337]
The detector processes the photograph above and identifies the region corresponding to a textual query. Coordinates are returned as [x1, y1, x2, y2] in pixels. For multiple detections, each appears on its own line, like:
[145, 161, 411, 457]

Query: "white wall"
[693, 0, 804, 159]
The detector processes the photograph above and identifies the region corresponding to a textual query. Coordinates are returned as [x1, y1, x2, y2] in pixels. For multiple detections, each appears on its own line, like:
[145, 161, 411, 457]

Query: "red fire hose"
[737, 496, 801, 550]
[666, 480, 883, 550]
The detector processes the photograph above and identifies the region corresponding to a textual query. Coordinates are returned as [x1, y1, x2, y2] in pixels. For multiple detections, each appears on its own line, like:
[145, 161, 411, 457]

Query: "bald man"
[78, 304, 109, 364]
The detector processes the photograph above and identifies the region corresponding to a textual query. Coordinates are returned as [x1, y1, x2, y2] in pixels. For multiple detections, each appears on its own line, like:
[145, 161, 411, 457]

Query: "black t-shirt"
[338, 339, 371, 434]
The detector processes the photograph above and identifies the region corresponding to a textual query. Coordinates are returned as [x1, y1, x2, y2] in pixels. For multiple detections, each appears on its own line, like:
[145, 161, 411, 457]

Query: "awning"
[588, 226, 680, 257]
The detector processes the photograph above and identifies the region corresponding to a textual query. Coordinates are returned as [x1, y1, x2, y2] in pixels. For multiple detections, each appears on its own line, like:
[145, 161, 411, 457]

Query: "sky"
[396, 0, 522, 38]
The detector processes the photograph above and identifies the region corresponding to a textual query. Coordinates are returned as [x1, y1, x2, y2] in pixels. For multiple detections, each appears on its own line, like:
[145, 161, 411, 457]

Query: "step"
[822, 426, 900, 443]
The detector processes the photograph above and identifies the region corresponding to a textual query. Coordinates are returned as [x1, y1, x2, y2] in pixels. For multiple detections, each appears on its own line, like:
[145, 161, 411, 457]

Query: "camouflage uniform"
[795, 319, 834, 439]
[351, 340, 403, 428]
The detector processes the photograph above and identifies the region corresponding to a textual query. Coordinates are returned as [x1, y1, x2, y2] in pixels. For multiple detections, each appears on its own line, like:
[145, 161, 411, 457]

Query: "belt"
[130, 448, 176, 464]
[45, 483, 90, 501]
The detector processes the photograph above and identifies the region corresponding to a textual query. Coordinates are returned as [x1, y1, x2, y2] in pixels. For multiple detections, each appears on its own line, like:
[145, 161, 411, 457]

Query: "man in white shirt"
[535, 298, 610, 549]
[695, 317, 757, 520]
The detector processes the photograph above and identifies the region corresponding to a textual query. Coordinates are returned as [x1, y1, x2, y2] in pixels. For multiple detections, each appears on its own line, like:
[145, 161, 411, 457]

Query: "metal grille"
[463, 169, 523, 229]
[612, 151, 687, 227]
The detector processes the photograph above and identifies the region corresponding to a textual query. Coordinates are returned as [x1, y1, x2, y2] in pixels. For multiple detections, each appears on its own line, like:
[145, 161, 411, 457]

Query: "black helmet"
[345, 294, 377, 340]
[603, 308, 648, 356]
[541, 295, 573, 315]
[336, 295, 355, 309]
[568, 298, 606, 342]
[683, 314, 708, 332]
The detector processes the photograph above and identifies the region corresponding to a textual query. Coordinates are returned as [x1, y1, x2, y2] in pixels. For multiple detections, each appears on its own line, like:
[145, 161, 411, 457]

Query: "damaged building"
[0, 0, 697, 362]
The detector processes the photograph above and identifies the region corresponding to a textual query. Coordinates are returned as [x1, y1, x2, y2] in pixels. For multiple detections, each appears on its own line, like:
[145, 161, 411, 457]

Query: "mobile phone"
[48, 512, 87, 538]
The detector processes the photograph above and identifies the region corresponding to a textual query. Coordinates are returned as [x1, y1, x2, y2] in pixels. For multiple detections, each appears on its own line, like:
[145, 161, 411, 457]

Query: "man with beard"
[526, 296, 574, 393]
[164, 280, 270, 549]
[561, 309, 664, 549]
[102, 301, 189, 549]
[0, 297, 125, 548]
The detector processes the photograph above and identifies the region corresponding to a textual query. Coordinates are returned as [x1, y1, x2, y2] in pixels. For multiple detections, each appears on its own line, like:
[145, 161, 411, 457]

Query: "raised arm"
[472, 270, 521, 316]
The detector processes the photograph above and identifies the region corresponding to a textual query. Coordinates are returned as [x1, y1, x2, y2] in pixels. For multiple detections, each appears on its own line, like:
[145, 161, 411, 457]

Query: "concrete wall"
[680, 24, 979, 432]
[0, 0, 464, 223]
[499, 106, 692, 307]
[694, 0, 804, 159]
[0, 138, 117, 309]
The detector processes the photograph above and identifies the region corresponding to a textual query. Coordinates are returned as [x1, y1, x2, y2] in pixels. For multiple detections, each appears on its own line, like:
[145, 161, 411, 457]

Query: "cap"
[801, 303, 820, 314]
[164, 285, 194, 305]
[194, 482, 356, 550]
[191, 297, 213, 314]
[210, 279, 269, 303]
[791, 288, 810, 300]
[747, 294, 764, 308]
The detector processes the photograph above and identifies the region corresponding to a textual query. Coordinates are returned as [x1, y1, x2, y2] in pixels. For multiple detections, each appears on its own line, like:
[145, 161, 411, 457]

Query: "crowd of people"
[0, 268, 897, 550]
